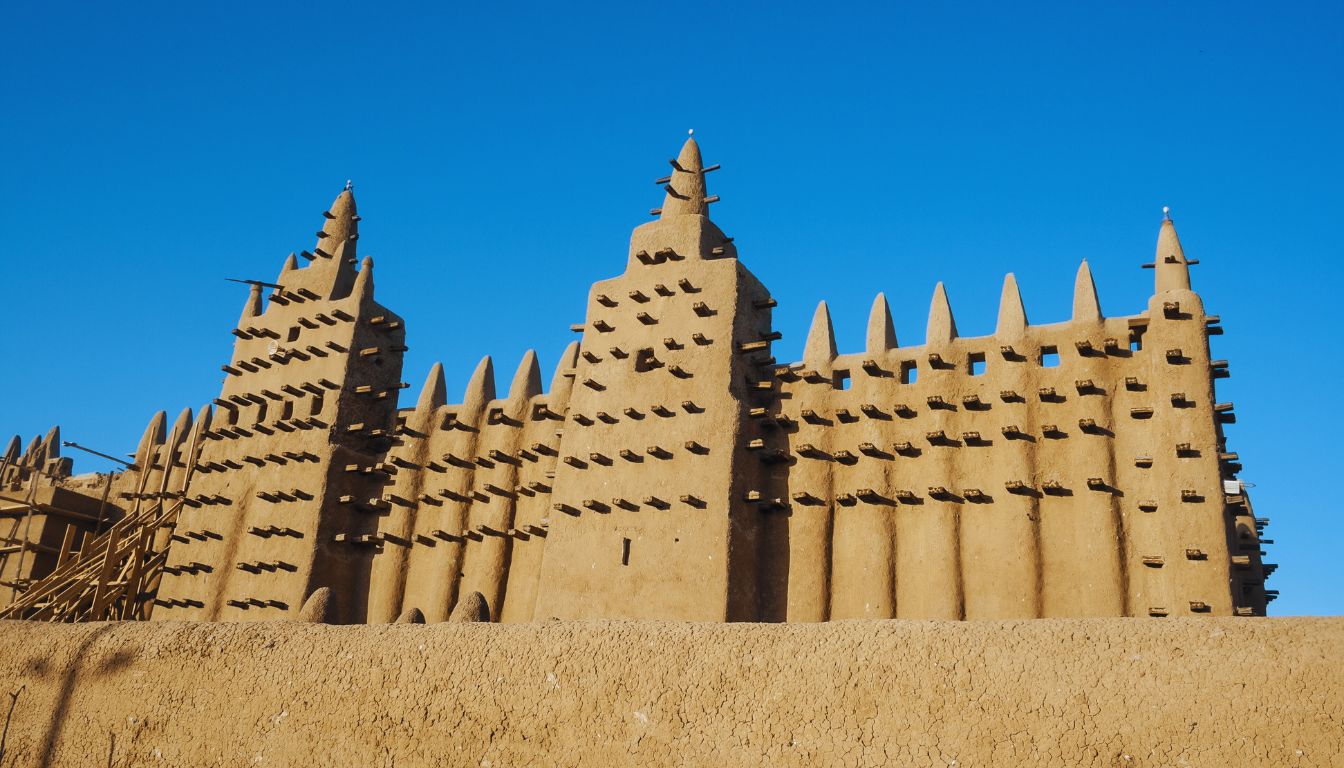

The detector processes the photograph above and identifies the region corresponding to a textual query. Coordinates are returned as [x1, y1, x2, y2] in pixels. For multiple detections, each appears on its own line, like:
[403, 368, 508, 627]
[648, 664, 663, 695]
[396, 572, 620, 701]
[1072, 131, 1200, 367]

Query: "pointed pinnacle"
[238, 283, 263, 323]
[804, 301, 838, 367]
[996, 273, 1028, 338]
[509, 350, 543, 401]
[659, 137, 709, 218]
[1154, 216, 1192, 293]
[417, 363, 447, 413]
[462, 356, 497, 414]
[549, 341, 581, 397]
[926, 282, 958, 346]
[866, 293, 898, 354]
[1072, 260, 1103, 321]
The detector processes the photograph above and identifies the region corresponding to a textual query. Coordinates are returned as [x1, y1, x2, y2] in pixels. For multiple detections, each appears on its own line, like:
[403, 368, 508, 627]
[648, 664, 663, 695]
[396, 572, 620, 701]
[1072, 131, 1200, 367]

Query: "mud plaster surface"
[0, 617, 1338, 767]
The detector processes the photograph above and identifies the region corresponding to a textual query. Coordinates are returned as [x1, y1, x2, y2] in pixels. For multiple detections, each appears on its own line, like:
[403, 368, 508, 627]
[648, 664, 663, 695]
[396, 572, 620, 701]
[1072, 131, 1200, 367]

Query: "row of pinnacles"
[0, 137, 1271, 623]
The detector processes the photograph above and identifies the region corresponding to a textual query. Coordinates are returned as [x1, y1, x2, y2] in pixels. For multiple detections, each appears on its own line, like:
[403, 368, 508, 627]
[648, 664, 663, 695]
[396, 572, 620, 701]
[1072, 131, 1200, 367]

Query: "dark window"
[900, 361, 918, 384]
[969, 352, 987, 376]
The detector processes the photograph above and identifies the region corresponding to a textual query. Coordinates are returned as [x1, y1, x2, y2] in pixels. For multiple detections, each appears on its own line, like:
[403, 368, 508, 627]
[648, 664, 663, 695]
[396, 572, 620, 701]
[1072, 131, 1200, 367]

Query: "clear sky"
[1, 2, 1340, 615]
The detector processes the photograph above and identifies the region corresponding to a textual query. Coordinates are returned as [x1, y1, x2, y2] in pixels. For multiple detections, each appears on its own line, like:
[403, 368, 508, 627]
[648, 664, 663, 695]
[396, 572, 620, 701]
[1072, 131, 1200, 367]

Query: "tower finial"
[1162, 205, 1171, 221]
[344, 179, 353, 191]
[1154, 215, 1192, 293]
[656, 136, 710, 218]
[238, 282, 263, 323]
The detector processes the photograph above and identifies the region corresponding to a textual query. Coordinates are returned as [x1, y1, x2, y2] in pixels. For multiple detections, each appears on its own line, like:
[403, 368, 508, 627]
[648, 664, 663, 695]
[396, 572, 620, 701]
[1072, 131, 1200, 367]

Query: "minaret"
[154, 185, 406, 622]
[1137, 210, 1253, 616]
[536, 135, 777, 621]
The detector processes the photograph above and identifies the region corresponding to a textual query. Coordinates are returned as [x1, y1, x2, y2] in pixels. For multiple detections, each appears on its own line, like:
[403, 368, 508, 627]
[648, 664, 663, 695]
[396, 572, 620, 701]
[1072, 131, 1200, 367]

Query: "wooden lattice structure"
[0, 498, 180, 621]
[0, 407, 206, 622]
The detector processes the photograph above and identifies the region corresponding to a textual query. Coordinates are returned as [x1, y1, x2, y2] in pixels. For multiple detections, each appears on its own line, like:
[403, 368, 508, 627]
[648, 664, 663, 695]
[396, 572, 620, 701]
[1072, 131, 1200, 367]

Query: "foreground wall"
[0, 618, 1338, 767]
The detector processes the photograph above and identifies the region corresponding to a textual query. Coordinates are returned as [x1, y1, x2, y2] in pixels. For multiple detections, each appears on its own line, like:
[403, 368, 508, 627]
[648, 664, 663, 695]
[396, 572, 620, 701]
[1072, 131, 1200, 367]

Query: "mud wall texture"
[0, 617, 1338, 767]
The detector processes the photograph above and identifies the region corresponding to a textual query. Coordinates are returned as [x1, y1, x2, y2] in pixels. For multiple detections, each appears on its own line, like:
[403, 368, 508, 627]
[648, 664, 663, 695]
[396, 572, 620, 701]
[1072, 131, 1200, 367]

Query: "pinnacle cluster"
[0, 138, 1271, 623]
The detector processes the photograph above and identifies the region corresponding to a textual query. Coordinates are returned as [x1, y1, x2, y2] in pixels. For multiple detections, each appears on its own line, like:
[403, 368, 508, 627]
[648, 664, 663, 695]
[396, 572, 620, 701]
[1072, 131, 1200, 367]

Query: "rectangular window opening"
[968, 352, 987, 376]
[1040, 346, 1060, 368]
[1129, 326, 1146, 352]
[287, 326, 301, 343]
[833, 370, 851, 390]
[900, 360, 918, 384]
[309, 394, 324, 416]
[621, 537, 631, 566]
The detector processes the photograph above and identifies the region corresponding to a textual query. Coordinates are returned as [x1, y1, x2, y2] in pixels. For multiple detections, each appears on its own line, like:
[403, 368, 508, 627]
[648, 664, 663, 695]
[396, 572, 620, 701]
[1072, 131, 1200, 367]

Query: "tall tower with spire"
[153, 188, 407, 622]
[4, 141, 1269, 624]
[533, 137, 778, 621]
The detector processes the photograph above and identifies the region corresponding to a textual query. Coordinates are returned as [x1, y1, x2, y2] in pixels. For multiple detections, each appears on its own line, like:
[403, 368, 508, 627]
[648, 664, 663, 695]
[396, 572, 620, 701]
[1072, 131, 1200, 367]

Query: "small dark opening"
[1040, 346, 1060, 368]
[1129, 326, 1146, 352]
[287, 326, 301, 343]
[969, 352, 987, 376]
[900, 361, 918, 384]
[833, 370, 851, 390]
[621, 537, 631, 566]
[309, 394, 324, 416]
[281, 400, 294, 420]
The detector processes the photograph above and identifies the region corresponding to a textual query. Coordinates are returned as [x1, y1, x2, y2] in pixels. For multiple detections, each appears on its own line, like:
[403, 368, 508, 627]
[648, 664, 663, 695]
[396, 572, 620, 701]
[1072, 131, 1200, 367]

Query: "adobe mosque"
[0, 136, 1271, 624]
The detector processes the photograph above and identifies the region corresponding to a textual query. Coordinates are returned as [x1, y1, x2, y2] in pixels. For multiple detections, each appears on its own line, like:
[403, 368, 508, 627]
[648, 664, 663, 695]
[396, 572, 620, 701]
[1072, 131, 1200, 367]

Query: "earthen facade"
[0, 137, 1271, 623]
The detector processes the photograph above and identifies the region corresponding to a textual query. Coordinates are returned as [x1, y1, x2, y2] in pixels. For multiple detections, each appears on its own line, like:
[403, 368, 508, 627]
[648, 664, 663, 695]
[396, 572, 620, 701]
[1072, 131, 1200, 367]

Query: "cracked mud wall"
[0, 617, 1338, 767]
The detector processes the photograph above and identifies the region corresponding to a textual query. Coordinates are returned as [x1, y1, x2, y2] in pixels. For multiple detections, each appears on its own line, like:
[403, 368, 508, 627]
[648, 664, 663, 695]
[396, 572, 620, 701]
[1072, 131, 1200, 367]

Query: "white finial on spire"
[344, 179, 354, 191]
[1162, 205, 1170, 220]
[688, 128, 694, 136]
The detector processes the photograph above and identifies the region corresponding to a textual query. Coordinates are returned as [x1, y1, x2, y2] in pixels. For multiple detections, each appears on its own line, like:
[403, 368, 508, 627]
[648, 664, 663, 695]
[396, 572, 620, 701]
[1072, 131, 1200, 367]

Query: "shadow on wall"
[22, 624, 134, 768]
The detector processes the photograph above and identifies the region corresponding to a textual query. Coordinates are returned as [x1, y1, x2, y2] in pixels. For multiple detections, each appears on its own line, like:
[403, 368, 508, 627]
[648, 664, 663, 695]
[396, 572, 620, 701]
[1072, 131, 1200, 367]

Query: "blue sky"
[1, 2, 1339, 615]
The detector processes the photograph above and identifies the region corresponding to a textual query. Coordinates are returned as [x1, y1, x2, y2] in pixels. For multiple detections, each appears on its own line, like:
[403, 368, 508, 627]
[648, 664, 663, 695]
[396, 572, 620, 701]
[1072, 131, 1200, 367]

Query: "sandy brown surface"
[0, 617, 1338, 767]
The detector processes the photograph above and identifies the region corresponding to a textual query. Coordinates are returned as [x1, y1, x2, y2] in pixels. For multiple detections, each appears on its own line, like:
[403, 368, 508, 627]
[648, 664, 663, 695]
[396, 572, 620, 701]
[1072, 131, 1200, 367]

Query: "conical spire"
[508, 350, 543, 401]
[317, 189, 359, 259]
[803, 301, 837, 367]
[132, 411, 167, 472]
[168, 407, 193, 447]
[306, 187, 361, 299]
[1154, 213, 1191, 293]
[2, 436, 19, 464]
[161, 408, 193, 479]
[549, 341, 580, 394]
[416, 363, 447, 413]
[659, 137, 710, 218]
[279, 252, 299, 276]
[238, 283, 263, 323]
[1072, 260, 1103, 321]
[926, 282, 958, 345]
[351, 256, 374, 304]
[866, 293, 898, 354]
[21, 435, 40, 467]
[462, 356, 496, 415]
[40, 426, 60, 461]
[191, 404, 214, 445]
[180, 405, 213, 485]
[995, 273, 1028, 338]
